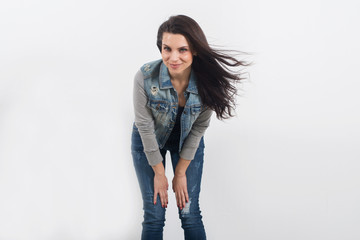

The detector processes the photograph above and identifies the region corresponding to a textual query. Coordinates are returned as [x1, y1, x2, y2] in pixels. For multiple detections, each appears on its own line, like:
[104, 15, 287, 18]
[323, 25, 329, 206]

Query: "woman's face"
[161, 32, 194, 79]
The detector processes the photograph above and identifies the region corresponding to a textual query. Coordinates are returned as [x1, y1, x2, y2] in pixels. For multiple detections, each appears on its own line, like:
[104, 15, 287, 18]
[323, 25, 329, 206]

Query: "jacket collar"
[159, 62, 198, 94]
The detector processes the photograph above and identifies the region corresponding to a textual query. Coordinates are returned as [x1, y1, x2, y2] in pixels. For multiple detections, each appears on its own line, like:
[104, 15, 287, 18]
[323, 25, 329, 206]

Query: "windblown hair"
[157, 15, 249, 120]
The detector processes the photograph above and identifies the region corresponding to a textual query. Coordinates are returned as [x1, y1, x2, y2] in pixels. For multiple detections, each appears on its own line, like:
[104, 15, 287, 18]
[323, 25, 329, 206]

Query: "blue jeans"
[131, 125, 207, 240]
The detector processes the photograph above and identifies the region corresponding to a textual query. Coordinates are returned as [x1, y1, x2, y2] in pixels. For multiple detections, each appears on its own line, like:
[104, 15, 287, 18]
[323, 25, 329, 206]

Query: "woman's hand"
[152, 162, 168, 208]
[173, 158, 191, 210]
[172, 173, 189, 210]
[153, 173, 168, 208]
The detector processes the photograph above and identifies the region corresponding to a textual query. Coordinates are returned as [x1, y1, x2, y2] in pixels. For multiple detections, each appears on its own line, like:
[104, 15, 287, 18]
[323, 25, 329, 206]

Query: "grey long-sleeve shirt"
[133, 69, 213, 166]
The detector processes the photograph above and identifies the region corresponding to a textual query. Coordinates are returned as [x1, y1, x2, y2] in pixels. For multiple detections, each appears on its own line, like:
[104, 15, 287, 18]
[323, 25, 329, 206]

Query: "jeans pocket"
[131, 127, 144, 152]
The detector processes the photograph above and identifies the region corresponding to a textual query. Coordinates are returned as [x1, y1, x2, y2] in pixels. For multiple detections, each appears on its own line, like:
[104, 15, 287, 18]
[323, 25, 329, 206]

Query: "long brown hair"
[157, 15, 250, 119]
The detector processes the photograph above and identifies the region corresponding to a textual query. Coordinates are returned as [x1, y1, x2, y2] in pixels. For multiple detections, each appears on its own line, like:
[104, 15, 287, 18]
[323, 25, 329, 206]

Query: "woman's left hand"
[172, 173, 189, 210]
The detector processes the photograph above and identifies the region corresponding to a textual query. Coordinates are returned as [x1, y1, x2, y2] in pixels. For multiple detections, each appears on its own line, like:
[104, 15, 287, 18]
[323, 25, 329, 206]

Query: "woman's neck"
[169, 67, 191, 84]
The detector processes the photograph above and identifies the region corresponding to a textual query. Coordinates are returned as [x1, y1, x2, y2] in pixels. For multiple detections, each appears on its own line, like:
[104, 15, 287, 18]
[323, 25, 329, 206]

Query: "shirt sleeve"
[133, 69, 163, 166]
[179, 107, 213, 160]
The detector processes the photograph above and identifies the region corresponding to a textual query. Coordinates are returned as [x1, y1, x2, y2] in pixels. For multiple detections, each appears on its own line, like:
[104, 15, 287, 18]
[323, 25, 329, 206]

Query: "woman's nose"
[169, 51, 179, 61]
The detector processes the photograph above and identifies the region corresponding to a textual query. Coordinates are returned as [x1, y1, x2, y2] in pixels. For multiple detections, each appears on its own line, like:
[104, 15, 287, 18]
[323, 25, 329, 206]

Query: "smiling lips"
[169, 63, 181, 69]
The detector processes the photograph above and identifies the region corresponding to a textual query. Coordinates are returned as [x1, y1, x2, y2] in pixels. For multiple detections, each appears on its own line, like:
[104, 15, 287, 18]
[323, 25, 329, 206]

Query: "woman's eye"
[163, 47, 171, 51]
[179, 48, 188, 52]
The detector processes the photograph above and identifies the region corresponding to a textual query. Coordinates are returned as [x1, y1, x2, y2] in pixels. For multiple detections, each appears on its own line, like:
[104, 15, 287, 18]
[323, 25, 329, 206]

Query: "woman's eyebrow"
[163, 44, 189, 49]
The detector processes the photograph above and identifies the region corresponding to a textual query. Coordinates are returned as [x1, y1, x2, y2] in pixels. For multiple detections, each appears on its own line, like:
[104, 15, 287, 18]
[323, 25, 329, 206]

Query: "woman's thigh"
[169, 138, 205, 208]
[131, 126, 167, 217]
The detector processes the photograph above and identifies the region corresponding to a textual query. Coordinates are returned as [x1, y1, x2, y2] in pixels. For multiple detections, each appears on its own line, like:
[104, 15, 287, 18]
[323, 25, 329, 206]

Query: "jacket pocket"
[182, 104, 202, 132]
[190, 104, 202, 115]
[147, 99, 170, 123]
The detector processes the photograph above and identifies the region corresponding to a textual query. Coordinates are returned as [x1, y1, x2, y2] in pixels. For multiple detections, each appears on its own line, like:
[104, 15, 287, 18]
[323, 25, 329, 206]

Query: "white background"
[1, 0, 359, 239]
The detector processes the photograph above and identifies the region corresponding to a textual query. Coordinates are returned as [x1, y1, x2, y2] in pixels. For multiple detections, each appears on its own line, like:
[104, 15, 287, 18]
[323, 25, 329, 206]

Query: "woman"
[131, 15, 247, 240]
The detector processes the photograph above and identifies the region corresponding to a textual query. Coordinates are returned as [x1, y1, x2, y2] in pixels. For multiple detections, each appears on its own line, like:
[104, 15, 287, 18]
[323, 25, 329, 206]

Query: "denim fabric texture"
[131, 124, 207, 240]
[140, 59, 204, 152]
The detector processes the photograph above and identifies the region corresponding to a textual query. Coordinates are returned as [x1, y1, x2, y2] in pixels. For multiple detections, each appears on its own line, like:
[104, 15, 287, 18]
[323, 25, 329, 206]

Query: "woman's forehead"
[162, 33, 189, 46]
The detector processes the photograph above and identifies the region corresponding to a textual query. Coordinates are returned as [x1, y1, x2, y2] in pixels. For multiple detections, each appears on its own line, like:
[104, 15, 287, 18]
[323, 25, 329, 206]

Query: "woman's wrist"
[175, 158, 191, 176]
[152, 162, 165, 175]
[174, 170, 186, 177]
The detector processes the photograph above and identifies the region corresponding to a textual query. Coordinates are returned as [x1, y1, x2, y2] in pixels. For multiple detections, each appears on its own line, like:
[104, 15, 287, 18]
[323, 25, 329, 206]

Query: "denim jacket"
[133, 59, 213, 166]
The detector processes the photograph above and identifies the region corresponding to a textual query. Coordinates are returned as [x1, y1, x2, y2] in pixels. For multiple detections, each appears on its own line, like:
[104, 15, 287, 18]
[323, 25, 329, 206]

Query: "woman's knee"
[143, 196, 166, 222]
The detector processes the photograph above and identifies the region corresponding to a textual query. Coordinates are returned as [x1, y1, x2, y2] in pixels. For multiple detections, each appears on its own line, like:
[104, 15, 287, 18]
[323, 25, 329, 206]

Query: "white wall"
[1, 0, 359, 239]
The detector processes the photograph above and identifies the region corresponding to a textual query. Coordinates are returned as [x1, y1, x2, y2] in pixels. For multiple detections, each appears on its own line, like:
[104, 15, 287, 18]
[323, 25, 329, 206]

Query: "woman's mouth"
[169, 63, 181, 69]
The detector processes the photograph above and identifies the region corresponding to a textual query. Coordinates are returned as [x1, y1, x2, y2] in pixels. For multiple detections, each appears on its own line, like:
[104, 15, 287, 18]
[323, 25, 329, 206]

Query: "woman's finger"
[177, 190, 183, 209]
[180, 191, 186, 209]
[160, 191, 166, 207]
[175, 191, 180, 208]
[165, 191, 168, 207]
[162, 190, 168, 208]
[185, 190, 189, 203]
[153, 190, 158, 205]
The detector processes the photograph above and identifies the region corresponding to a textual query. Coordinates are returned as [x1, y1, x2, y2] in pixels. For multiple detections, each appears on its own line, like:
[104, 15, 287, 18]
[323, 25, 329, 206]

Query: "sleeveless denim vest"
[140, 59, 203, 152]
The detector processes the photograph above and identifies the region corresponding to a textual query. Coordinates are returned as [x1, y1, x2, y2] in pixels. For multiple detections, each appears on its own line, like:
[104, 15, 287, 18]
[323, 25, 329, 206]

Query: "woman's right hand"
[152, 162, 168, 208]
[154, 173, 168, 208]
